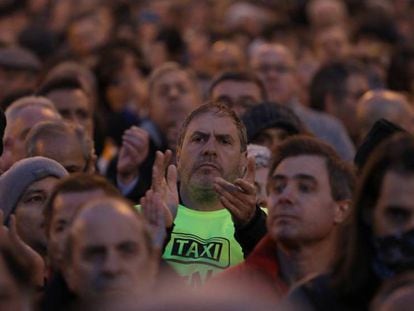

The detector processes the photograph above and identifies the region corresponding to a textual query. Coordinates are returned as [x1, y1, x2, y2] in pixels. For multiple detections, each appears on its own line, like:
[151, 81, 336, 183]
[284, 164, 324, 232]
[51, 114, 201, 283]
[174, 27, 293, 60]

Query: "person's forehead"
[253, 46, 293, 65]
[213, 80, 261, 96]
[53, 189, 105, 216]
[25, 176, 58, 192]
[273, 155, 328, 179]
[74, 210, 144, 246]
[185, 112, 239, 136]
[38, 133, 82, 153]
[154, 70, 191, 87]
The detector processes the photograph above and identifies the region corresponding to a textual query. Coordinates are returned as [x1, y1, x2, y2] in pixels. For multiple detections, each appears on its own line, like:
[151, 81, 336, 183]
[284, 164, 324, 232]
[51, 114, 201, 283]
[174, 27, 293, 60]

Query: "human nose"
[167, 85, 180, 99]
[101, 250, 121, 276]
[275, 183, 296, 204]
[201, 137, 217, 156]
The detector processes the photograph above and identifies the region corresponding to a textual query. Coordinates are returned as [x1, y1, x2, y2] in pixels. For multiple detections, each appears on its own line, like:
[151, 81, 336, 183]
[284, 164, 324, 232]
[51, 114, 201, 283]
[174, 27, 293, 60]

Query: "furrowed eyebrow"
[190, 131, 209, 138]
[215, 134, 234, 141]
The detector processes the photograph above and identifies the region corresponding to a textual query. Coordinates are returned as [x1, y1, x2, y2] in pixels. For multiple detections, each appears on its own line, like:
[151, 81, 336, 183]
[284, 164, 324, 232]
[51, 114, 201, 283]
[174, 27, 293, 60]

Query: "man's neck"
[180, 185, 223, 211]
[276, 234, 338, 287]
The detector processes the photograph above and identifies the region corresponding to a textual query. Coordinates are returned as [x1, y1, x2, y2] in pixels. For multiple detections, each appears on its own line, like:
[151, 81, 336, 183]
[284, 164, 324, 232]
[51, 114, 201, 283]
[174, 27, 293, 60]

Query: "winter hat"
[242, 102, 306, 143]
[354, 119, 405, 171]
[0, 156, 68, 223]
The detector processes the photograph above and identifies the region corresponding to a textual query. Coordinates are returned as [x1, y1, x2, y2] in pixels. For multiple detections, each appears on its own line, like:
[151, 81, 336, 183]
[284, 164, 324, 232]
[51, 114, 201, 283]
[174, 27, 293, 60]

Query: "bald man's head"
[63, 197, 157, 303]
[357, 90, 414, 141]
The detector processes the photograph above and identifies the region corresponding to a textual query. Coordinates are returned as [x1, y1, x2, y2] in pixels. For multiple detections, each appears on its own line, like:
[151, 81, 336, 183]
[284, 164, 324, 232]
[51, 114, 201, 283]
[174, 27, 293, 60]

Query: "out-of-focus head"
[209, 41, 247, 76]
[67, 8, 113, 58]
[25, 120, 95, 174]
[62, 197, 157, 303]
[43, 61, 98, 107]
[209, 71, 266, 117]
[2, 96, 61, 172]
[357, 90, 414, 142]
[45, 173, 121, 270]
[313, 25, 351, 63]
[37, 75, 94, 138]
[0, 47, 41, 102]
[249, 43, 298, 105]
[306, 0, 348, 30]
[309, 60, 369, 140]
[0, 156, 68, 256]
[148, 62, 202, 150]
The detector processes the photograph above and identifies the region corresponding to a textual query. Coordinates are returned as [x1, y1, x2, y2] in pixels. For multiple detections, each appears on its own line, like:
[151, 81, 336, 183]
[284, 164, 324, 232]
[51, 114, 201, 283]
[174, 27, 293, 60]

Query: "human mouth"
[196, 162, 221, 171]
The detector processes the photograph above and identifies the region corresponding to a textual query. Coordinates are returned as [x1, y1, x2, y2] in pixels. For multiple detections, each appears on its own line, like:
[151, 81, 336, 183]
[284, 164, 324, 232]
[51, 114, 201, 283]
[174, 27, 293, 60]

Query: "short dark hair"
[44, 173, 121, 237]
[309, 60, 366, 111]
[37, 75, 87, 98]
[209, 71, 267, 101]
[269, 136, 355, 201]
[177, 101, 248, 154]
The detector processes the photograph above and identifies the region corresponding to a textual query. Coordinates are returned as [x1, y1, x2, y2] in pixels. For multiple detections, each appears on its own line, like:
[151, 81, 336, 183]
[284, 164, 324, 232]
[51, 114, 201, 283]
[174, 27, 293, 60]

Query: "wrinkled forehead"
[71, 205, 146, 243]
[185, 112, 239, 136]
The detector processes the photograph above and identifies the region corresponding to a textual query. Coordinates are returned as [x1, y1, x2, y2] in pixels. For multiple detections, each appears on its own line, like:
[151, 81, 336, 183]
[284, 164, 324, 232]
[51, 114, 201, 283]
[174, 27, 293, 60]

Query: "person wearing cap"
[0, 46, 42, 103]
[242, 102, 307, 153]
[0, 156, 68, 258]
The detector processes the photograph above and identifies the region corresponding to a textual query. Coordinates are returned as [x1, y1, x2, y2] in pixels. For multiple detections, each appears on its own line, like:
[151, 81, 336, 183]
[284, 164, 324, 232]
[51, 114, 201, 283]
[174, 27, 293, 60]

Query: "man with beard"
[147, 102, 266, 286]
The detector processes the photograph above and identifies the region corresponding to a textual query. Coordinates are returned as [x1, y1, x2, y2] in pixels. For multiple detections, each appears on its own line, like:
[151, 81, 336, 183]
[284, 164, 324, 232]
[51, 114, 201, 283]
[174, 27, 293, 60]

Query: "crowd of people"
[0, 0, 414, 310]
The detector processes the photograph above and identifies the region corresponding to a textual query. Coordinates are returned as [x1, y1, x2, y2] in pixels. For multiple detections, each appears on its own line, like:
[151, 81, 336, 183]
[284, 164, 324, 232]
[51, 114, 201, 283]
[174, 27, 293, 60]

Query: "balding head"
[357, 90, 414, 141]
[1, 96, 61, 172]
[63, 197, 157, 303]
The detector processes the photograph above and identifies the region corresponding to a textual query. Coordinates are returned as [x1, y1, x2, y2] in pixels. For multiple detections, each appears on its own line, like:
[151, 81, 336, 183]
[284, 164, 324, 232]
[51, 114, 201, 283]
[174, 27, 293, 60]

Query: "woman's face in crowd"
[373, 171, 414, 237]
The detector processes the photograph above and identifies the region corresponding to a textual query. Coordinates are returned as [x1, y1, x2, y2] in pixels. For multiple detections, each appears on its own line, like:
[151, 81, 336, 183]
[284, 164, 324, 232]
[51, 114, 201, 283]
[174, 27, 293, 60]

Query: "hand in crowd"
[151, 150, 178, 227]
[214, 157, 257, 226]
[117, 126, 149, 184]
[140, 189, 167, 251]
[0, 211, 45, 288]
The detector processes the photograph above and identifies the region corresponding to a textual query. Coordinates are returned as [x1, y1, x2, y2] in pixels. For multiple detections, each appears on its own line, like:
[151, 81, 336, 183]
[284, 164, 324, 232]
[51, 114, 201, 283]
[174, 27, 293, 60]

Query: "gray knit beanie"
[0, 156, 68, 223]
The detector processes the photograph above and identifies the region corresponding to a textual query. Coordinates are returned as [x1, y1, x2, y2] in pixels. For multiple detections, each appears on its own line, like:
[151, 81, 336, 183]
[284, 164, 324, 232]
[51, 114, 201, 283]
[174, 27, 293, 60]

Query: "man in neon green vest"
[144, 101, 267, 286]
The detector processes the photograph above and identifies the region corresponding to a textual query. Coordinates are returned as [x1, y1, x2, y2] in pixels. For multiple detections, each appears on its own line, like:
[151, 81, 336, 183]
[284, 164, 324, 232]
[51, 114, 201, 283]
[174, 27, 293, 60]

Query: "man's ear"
[333, 199, 351, 224]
